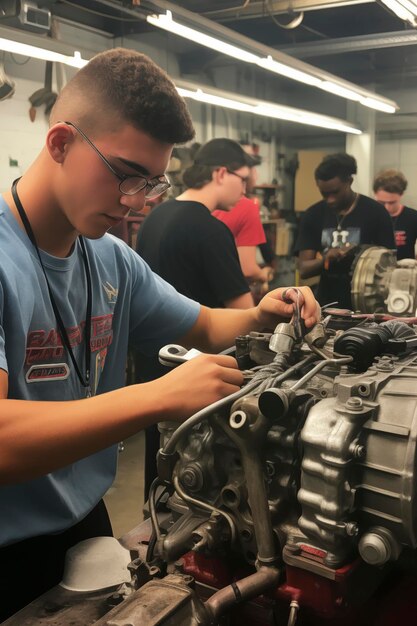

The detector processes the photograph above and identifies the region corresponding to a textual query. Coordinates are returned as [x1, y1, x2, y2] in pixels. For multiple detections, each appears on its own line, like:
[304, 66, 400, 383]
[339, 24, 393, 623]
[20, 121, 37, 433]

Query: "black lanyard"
[11, 179, 93, 397]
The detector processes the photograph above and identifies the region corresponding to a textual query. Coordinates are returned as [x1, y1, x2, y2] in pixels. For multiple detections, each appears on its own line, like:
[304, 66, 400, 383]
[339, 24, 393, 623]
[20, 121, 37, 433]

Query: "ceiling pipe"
[203, 0, 373, 21]
[282, 29, 417, 57]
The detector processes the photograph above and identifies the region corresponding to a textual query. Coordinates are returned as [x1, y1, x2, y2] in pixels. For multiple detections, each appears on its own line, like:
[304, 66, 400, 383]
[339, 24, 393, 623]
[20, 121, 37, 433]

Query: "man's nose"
[120, 189, 146, 212]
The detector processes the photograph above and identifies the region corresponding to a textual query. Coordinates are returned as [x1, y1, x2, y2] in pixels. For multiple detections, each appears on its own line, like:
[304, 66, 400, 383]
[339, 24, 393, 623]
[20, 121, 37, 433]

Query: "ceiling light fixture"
[0, 30, 88, 68]
[176, 80, 362, 134]
[379, 0, 417, 25]
[147, 10, 398, 114]
[0, 37, 87, 68]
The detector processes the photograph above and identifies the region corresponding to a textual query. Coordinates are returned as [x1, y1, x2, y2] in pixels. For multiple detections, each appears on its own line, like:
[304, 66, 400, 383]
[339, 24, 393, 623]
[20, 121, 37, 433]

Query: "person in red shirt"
[213, 146, 275, 288]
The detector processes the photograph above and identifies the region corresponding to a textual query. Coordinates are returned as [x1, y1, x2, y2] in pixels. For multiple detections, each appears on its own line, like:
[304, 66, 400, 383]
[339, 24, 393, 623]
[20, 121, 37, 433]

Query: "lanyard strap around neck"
[11, 178, 92, 393]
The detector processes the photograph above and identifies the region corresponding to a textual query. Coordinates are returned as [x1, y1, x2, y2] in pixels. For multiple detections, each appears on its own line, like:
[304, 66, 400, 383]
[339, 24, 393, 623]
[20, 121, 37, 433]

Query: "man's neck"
[389, 205, 404, 218]
[176, 188, 218, 213]
[337, 192, 358, 216]
[3, 159, 77, 258]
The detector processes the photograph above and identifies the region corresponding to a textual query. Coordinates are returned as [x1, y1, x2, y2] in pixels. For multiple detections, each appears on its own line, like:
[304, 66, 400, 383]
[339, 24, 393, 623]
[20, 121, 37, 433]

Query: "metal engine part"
[6, 316, 417, 626]
[351, 246, 417, 315]
[148, 319, 417, 624]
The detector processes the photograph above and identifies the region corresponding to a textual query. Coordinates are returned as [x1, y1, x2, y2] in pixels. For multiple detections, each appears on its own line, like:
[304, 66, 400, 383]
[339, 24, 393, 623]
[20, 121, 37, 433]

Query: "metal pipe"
[163, 377, 262, 455]
[204, 566, 280, 622]
[161, 354, 309, 459]
[287, 600, 300, 626]
[173, 475, 237, 544]
[216, 404, 279, 565]
[290, 355, 352, 391]
[241, 447, 277, 562]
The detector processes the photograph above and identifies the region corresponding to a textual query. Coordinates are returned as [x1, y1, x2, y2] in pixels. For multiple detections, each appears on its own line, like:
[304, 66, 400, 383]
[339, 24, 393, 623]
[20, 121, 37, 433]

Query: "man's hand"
[325, 247, 346, 264]
[259, 266, 275, 283]
[254, 286, 321, 330]
[155, 354, 244, 421]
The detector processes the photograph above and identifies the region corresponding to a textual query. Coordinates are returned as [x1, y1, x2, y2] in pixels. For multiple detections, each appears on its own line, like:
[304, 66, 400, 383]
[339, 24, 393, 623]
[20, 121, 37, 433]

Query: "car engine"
[351, 245, 417, 316]
[6, 298, 417, 626]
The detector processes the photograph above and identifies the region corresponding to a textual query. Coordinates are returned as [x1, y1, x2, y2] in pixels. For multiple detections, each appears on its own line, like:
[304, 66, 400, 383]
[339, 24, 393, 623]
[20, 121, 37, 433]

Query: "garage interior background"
[1, 0, 417, 209]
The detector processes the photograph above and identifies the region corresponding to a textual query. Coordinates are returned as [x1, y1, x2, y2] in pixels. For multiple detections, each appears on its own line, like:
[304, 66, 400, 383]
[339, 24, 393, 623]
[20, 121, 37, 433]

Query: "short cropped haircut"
[50, 48, 195, 144]
[315, 153, 357, 182]
[373, 169, 408, 195]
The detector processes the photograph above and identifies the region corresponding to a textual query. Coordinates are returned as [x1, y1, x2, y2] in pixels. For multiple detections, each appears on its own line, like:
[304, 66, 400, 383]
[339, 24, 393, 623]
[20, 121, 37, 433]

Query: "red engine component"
[180, 551, 417, 626]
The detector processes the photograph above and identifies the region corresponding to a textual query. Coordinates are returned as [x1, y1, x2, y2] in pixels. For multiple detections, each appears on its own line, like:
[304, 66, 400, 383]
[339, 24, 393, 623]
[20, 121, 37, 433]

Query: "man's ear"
[46, 123, 75, 164]
[213, 166, 227, 185]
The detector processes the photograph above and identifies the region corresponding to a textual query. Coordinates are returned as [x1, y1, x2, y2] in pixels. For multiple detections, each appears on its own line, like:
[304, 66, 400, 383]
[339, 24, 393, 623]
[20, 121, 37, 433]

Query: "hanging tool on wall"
[0, 60, 15, 101]
[28, 60, 57, 121]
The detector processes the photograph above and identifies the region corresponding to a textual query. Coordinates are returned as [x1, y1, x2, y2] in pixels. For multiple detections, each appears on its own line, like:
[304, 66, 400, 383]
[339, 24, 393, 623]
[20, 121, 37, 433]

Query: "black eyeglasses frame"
[225, 168, 248, 185]
[62, 121, 171, 199]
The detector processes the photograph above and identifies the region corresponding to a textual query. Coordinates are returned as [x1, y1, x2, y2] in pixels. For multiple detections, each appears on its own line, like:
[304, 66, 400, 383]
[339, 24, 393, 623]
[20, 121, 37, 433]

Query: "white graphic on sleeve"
[102, 281, 118, 305]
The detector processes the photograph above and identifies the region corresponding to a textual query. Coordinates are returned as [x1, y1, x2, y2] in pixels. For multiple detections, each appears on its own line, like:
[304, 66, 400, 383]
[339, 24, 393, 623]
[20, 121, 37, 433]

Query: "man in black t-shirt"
[295, 153, 395, 309]
[373, 169, 417, 261]
[135, 138, 257, 496]
[136, 138, 255, 309]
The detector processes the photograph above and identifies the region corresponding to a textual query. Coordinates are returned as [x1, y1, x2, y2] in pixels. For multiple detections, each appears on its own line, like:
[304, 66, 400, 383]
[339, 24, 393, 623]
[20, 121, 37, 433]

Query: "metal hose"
[204, 565, 280, 622]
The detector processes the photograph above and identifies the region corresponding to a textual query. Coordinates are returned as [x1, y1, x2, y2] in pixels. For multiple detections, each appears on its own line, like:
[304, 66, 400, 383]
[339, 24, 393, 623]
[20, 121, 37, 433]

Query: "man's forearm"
[181, 305, 264, 353]
[299, 257, 324, 279]
[0, 385, 167, 484]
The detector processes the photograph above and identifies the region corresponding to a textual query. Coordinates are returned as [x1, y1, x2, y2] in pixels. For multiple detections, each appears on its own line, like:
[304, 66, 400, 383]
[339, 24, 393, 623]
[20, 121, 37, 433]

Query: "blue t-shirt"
[0, 198, 200, 546]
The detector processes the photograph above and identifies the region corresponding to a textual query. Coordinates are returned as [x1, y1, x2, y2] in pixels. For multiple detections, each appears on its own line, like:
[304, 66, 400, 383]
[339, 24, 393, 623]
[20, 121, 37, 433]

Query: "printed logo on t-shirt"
[395, 230, 406, 248]
[322, 227, 361, 249]
[24, 314, 114, 386]
[26, 363, 70, 383]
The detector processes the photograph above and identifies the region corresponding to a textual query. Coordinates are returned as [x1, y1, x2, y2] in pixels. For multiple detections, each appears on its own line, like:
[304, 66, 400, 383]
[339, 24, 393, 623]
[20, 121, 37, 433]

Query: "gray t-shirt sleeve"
[127, 250, 201, 355]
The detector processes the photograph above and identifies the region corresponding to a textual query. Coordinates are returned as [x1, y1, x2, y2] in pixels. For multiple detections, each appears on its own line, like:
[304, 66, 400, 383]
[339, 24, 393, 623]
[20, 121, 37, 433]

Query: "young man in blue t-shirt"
[0, 48, 319, 620]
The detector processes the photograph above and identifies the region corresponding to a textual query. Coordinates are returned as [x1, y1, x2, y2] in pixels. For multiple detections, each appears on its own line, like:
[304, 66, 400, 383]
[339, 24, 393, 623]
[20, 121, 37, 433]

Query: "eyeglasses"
[63, 121, 171, 199]
[226, 168, 248, 186]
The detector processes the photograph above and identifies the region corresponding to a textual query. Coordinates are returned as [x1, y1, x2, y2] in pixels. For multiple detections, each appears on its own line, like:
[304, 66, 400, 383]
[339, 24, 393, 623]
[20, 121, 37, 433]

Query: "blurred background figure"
[374, 169, 417, 260]
[295, 153, 395, 309]
[213, 143, 275, 299]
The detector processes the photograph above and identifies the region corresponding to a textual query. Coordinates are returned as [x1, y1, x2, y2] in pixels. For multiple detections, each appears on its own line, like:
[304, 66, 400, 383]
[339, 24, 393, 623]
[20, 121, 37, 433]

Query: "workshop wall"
[374, 87, 417, 210]
[0, 22, 105, 192]
[2, 24, 417, 212]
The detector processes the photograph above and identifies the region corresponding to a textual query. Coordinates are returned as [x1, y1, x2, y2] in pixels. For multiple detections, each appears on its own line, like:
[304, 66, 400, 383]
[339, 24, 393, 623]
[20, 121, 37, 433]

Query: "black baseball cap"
[194, 138, 258, 168]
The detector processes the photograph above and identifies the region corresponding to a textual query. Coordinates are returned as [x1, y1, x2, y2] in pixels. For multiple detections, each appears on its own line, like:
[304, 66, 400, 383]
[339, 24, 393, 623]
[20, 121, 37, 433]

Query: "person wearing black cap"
[136, 137, 256, 310]
[135, 137, 256, 497]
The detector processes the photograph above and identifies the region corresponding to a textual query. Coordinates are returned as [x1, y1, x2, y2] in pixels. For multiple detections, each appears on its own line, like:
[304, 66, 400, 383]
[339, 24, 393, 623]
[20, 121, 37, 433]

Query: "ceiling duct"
[0, 0, 51, 33]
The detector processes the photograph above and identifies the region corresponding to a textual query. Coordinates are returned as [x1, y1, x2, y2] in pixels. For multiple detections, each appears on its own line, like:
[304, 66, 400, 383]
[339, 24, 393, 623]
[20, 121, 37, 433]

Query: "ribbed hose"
[334, 320, 416, 372]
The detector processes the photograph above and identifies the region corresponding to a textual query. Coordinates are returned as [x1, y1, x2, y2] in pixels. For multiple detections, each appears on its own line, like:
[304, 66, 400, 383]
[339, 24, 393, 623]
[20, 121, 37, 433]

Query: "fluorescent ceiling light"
[358, 96, 398, 113]
[256, 55, 322, 87]
[380, 0, 417, 24]
[176, 81, 362, 134]
[321, 81, 362, 101]
[0, 36, 88, 68]
[147, 10, 398, 114]
[147, 11, 259, 64]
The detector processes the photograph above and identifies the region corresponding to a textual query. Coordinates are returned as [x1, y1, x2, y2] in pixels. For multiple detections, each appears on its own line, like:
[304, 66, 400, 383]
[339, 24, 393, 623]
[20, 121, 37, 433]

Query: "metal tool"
[281, 287, 306, 343]
[158, 344, 202, 368]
